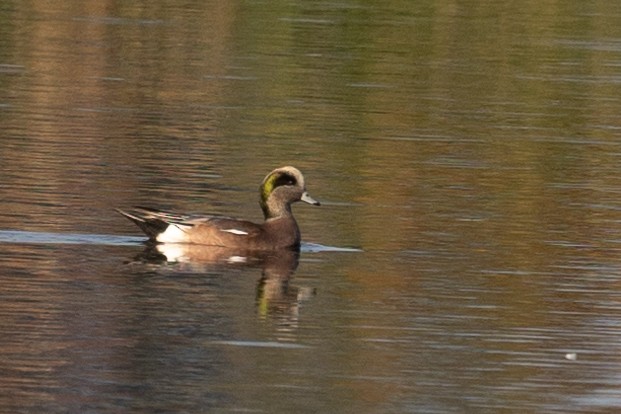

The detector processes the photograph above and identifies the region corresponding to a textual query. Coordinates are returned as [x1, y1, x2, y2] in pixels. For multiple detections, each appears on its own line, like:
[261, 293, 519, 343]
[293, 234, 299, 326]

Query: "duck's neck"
[262, 215, 301, 247]
[261, 199, 292, 220]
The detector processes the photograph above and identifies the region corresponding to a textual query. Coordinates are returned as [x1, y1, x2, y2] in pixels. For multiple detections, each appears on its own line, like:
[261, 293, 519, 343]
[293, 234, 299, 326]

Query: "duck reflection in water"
[131, 243, 315, 323]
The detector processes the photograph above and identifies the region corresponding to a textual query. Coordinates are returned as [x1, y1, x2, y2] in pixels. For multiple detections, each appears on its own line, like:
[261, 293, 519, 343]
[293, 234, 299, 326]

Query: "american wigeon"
[117, 166, 320, 250]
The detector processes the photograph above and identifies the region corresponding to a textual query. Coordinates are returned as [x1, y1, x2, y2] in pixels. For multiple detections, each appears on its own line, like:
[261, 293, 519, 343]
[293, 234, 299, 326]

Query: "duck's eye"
[273, 173, 297, 188]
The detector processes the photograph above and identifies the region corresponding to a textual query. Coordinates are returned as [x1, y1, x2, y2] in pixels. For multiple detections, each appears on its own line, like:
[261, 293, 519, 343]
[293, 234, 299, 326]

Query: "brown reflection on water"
[2, 0, 621, 412]
[1, 1, 239, 233]
[0, 241, 313, 412]
[0, 244, 132, 412]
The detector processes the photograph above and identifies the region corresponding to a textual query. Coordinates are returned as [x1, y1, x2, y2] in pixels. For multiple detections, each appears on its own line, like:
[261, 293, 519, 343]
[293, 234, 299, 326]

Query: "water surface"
[2, 1, 621, 413]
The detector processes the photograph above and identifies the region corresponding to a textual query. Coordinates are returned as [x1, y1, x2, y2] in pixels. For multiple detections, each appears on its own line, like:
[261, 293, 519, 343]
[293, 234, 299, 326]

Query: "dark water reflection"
[3, 0, 621, 412]
[0, 241, 314, 412]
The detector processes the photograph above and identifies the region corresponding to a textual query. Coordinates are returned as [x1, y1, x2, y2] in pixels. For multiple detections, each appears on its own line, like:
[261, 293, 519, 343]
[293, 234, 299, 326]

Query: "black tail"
[116, 208, 169, 241]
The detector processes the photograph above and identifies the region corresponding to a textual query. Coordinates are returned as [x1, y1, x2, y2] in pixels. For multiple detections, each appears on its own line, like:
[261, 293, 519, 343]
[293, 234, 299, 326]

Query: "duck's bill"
[301, 191, 320, 206]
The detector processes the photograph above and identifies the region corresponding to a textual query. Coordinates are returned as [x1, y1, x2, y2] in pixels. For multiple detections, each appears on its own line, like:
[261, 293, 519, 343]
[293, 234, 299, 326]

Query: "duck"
[117, 166, 320, 250]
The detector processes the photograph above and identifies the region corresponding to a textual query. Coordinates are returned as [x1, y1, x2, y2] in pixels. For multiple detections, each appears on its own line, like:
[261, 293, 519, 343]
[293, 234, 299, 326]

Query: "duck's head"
[259, 166, 320, 219]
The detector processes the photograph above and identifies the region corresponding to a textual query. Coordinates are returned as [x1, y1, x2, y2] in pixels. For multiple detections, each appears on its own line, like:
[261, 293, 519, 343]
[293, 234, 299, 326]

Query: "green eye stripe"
[261, 172, 297, 203]
[261, 174, 278, 203]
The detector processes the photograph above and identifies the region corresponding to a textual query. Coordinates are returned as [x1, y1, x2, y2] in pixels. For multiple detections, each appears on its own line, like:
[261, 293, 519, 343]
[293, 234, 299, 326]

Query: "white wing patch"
[227, 256, 248, 263]
[220, 228, 249, 236]
[156, 224, 189, 243]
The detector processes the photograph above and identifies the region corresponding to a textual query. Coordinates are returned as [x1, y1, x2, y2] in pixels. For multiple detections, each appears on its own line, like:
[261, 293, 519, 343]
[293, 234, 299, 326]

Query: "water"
[2, 1, 621, 412]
